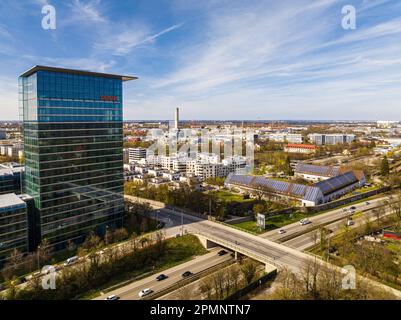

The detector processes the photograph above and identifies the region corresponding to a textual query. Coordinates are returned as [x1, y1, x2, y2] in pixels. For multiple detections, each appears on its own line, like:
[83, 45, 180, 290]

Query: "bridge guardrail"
[194, 231, 281, 269]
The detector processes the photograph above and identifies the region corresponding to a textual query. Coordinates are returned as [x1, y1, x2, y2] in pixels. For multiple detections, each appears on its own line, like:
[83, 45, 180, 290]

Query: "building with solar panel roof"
[294, 163, 342, 182]
[225, 169, 365, 207]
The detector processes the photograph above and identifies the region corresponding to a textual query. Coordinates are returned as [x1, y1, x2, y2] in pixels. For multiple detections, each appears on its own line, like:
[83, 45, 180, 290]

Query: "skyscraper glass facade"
[0, 193, 28, 267]
[19, 66, 135, 249]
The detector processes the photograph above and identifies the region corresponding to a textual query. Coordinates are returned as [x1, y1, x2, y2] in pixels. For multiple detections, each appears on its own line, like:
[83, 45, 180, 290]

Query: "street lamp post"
[37, 245, 41, 270]
[105, 226, 109, 246]
[181, 210, 184, 236]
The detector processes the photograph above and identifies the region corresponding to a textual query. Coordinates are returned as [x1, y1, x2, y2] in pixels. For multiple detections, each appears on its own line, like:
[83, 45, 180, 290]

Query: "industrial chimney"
[175, 107, 179, 130]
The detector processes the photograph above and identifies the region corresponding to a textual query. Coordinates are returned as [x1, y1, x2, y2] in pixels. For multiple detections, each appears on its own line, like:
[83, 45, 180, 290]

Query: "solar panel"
[226, 174, 324, 203]
[295, 163, 340, 177]
[314, 171, 358, 195]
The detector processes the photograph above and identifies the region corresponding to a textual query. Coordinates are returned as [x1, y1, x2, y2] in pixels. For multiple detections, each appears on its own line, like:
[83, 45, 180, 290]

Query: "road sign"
[256, 213, 265, 230]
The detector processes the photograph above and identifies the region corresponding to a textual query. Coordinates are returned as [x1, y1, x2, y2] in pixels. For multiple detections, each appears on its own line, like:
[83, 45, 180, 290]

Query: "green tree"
[284, 155, 293, 176]
[380, 156, 390, 176]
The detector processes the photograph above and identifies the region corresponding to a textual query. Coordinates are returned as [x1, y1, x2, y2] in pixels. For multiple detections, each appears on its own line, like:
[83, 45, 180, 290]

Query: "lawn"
[214, 190, 254, 203]
[230, 191, 392, 234]
[233, 211, 310, 233]
[232, 220, 265, 234]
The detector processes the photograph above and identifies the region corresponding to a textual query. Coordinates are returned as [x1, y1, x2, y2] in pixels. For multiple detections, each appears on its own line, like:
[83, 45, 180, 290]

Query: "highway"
[261, 196, 388, 243]
[125, 195, 401, 299]
[283, 205, 396, 251]
[137, 206, 312, 272]
[95, 249, 232, 300]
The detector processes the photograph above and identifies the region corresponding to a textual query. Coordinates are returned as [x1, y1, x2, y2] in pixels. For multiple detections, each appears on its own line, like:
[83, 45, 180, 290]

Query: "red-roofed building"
[284, 144, 317, 154]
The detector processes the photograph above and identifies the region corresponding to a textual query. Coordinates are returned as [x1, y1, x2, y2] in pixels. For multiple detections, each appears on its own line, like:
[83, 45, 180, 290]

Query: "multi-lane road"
[126, 192, 401, 297]
[95, 249, 232, 300]
[262, 197, 388, 243]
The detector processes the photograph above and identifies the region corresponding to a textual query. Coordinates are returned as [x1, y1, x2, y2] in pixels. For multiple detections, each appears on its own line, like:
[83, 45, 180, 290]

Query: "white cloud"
[68, 0, 107, 23]
[93, 23, 184, 56]
[131, 0, 401, 120]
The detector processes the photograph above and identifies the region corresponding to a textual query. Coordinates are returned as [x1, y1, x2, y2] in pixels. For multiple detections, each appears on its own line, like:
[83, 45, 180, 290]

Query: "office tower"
[19, 66, 136, 250]
[175, 107, 179, 130]
[0, 193, 29, 267]
[0, 165, 23, 195]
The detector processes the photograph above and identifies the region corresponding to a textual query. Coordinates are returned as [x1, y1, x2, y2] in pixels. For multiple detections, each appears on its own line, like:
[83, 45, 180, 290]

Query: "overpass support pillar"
[265, 264, 277, 274]
[195, 235, 218, 249]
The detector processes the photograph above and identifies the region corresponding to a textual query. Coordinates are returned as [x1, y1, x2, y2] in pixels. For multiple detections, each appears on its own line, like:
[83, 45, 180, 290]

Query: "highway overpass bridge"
[125, 195, 401, 298]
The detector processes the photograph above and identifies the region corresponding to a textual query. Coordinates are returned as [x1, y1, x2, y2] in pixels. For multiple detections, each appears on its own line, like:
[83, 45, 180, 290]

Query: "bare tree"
[176, 285, 193, 300]
[240, 259, 258, 285]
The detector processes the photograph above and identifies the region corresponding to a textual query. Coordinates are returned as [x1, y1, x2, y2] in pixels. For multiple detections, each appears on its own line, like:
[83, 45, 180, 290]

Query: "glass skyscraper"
[19, 66, 136, 250]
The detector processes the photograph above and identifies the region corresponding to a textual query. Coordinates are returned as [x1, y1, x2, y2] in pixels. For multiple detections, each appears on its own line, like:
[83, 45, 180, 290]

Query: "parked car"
[138, 288, 153, 298]
[156, 274, 168, 281]
[105, 295, 120, 300]
[181, 271, 193, 278]
[217, 250, 227, 256]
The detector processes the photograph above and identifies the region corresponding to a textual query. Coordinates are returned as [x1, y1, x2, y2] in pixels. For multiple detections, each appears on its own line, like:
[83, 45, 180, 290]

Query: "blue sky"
[0, 0, 401, 120]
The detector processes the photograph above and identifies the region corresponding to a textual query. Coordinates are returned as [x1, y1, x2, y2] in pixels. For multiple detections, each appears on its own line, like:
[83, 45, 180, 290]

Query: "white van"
[64, 256, 78, 266]
[138, 288, 153, 298]
[299, 219, 311, 226]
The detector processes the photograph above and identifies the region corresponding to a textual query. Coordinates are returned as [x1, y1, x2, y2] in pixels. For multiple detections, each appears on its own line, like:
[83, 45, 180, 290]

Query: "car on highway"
[365, 201, 370, 205]
[278, 229, 286, 234]
[181, 271, 193, 278]
[156, 274, 168, 281]
[105, 295, 120, 300]
[138, 288, 153, 298]
[63, 256, 78, 267]
[342, 208, 348, 213]
[217, 250, 227, 256]
[346, 219, 355, 226]
[349, 206, 357, 211]
[299, 219, 311, 226]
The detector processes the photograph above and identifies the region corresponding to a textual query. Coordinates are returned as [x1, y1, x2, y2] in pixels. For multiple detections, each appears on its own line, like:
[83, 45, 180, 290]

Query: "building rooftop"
[20, 65, 137, 82]
[225, 174, 323, 203]
[0, 193, 25, 209]
[295, 163, 340, 177]
[286, 144, 317, 149]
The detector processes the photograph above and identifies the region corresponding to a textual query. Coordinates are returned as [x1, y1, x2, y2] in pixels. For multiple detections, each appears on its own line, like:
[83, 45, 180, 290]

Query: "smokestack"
[175, 107, 179, 130]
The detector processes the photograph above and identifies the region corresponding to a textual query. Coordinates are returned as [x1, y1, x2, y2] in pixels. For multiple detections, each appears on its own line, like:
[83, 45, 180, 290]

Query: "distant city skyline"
[1, 0, 401, 120]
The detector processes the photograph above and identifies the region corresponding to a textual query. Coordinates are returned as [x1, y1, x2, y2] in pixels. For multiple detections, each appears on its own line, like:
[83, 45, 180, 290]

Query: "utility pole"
[37, 245, 41, 270]
[181, 210, 184, 236]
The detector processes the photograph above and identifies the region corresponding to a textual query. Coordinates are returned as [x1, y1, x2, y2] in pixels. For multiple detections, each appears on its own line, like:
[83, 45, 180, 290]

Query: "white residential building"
[128, 147, 147, 163]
